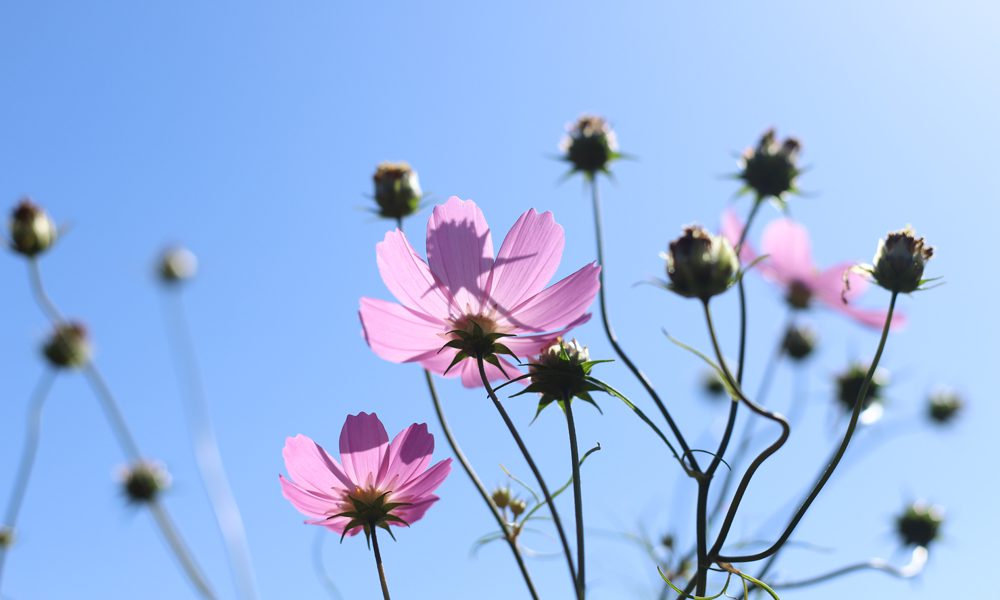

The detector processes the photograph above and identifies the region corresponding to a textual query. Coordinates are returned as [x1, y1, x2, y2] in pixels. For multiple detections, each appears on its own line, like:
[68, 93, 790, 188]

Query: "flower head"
[896, 502, 944, 548]
[870, 227, 934, 294]
[42, 321, 91, 369]
[158, 246, 198, 284]
[664, 226, 738, 301]
[782, 323, 817, 361]
[120, 461, 171, 504]
[280, 412, 451, 541]
[359, 197, 600, 387]
[722, 210, 906, 329]
[560, 115, 620, 177]
[491, 486, 512, 509]
[700, 370, 728, 399]
[517, 339, 611, 418]
[737, 129, 802, 201]
[927, 388, 964, 425]
[835, 362, 888, 423]
[8, 199, 57, 257]
[373, 162, 422, 221]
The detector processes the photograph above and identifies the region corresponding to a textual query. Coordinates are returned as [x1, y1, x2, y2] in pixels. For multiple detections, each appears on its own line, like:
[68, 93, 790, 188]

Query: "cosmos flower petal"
[339, 412, 390, 486]
[816, 262, 869, 304]
[306, 516, 362, 536]
[279, 475, 339, 519]
[488, 209, 565, 311]
[503, 263, 601, 332]
[394, 458, 452, 499]
[391, 496, 439, 527]
[504, 313, 593, 357]
[760, 218, 814, 283]
[426, 197, 494, 314]
[379, 423, 434, 489]
[359, 297, 446, 363]
[282, 435, 354, 493]
[376, 229, 453, 317]
[720, 208, 758, 265]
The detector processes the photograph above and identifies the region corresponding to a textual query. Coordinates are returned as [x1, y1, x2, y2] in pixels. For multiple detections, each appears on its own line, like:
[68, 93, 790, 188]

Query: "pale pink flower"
[279, 412, 451, 537]
[721, 210, 905, 329]
[359, 196, 601, 387]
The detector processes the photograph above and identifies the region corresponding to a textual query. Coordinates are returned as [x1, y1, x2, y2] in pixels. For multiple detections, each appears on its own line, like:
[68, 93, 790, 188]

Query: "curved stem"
[588, 177, 694, 472]
[423, 370, 539, 599]
[370, 526, 391, 600]
[81, 364, 144, 462]
[734, 199, 763, 385]
[0, 370, 57, 591]
[716, 293, 898, 564]
[27, 259, 63, 323]
[312, 529, 344, 599]
[161, 290, 259, 600]
[564, 398, 586, 599]
[772, 546, 927, 590]
[149, 500, 217, 599]
[476, 357, 578, 595]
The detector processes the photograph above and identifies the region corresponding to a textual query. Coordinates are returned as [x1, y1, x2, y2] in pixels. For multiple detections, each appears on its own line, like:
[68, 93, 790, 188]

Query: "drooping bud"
[560, 115, 620, 177]
[871, 227, 934, 294]
[8, 199, 57, 257]
[927, 388, 964, 425]
[896, 502, 944, 548]
[120, 461, 171, 504]
[509, 498, 527, 518]
[0, 525, 13, 548]
[737, 129, 802, 200]
[158, 246, 198, 284]
[835, 362, 888, 414]
[491, 487, 512, 510]
[42, 322, 92, 369]
[665, 226, 739, 301]
[782, 324, 817, 361]
[373, 162, 422, 221]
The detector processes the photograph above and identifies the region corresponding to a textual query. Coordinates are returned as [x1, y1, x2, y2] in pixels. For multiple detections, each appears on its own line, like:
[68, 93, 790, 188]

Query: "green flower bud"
[738, 129, 802, 200]
[491, 487, 512, 510]
[0, 525, 13, 548]
[42, 322, 92, 369]
[509, 498, 527, 518]
[158, 246, 198, 284]
[871, 227, 934, 294]
[121, 461, 171, 504]
[701, 370, 727, 398]
[835, 362, 888, 415]
[373, 162, 422, 221]
[560, 115, 620, 176]
[665, 226, 739, 301]
[896, 502, 944, 548]
[9, 199, 57, 257]
[927, 388, 964, 425]
[782, 324, 817, 361]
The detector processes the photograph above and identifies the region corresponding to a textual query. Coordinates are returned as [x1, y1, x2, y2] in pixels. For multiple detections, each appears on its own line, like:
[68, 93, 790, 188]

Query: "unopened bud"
[871, 227, 934, 294]
[666, 226, 738, 301]
[896, 502, 944, 548]
[42, 322, 91, 369]
[927, 388, 964, 425]
[158, 246, 197, 284]
[835, 362, 888, 414]
[560, 115, 619, 176]
[0, 526, 13, 548]
[782, 324, 817, 360]
[373, 162, 422, 221]
[738, 129, 802, 200]
[120, 461, 171, 504]
[9, 199, 57, 257]
[701, 370, 727, 398]
[491, 487, 512, 509]
[509, 498, 527, 518]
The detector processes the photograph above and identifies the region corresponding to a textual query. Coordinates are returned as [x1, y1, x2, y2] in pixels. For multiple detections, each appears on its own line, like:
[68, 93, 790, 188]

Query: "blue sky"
[1, 1, 996, 598]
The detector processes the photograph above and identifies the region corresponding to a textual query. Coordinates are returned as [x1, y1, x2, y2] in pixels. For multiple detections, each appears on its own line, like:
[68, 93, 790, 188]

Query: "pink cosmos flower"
[721, 210, 905, 329]
[359, 196, 601, 387]
[279, 412, 452, 537]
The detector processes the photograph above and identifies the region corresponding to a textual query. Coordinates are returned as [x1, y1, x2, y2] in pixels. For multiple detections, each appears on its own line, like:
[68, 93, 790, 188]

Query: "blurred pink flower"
[360, 196, 601, 387]
[721, 210, 905, 329]
[279, 412, 451, 537]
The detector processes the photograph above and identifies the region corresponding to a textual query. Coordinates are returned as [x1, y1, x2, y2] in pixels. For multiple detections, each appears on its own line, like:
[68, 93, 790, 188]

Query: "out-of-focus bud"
[509, 498, 527, 518]
[42, 322, 91, 369]
[782, 324, 817, 361]
[491, 487, 512, 510]
[560, 115, 620, 177]
[0, 525, 13, 548]
[158, 246, 197, 284]
[665, 226, 739, 301]
[120, 461, 171, 504]
[835, 362, 888, 414]
[8, 199, 57, 257]
[373, 162, 422, 221]
[896, 502, 944, 548]
[871, 227, 934, 294]
[660, 534, 675, 550]
[737, 129, 802, 200]
[927, 388, 964, 425]
[701, 370, 727, 398]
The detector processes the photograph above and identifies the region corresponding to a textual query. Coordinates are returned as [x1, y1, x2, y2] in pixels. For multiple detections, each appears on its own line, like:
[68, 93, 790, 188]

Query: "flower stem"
[370, 525, 391, 600]
[588, 177, 694, 472]
[423, 369, 539, 599]
[734, 199, 764, 384]
[148, 500, 217, 599]
[564, 398, 586, 599]
[0, 370, 57, 591]
[476, 357, 579, 596]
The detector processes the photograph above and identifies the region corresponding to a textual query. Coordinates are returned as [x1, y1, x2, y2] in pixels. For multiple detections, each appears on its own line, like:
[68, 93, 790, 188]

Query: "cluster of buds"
[373, 162, 422, 221]
[782, 323, 817, 361]
[927, 388, 964, 425]
[835, 362, 888, 415]
[42, 322, 92, 369]
[157, 246, 198, 284]
[120, 461, 171, 504]
[737, 128, 802, 201]
[870, 227, 934, 294]
[560, 115, 620, 177]
[8, 199, 57, 257]
[664, 226, 739, 301]
[896, 502, 944, 548]
[491, 486, 526, 520]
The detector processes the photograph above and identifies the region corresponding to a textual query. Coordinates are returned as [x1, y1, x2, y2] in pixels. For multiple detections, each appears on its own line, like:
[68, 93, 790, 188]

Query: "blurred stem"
[149, 500, 217, 599]
[734, 199, 764, 385]
[311, 529, 344, 599]
[160, 289, 259, 600]
[423, 369, 539, 600]
[588, 176, 694, 473]
[476, 357, 579, 597]
[0, 370, 57, 591]
[27, 259, 63, 323]
[370, 525, 391, 600]
[564, 398, 586, 598]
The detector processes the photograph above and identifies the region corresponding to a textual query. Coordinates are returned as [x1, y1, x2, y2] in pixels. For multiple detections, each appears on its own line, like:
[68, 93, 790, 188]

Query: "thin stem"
[311, 529, 344, 599]
[148, 500, 217, 599]
[27, 259, 63, 323]
[0, 370, 57, 590]
[423, 370, 539, 599]
[476, 357, 579, 595]
[564, 398, 586, 599]
[734, 199, 763, 385]
[716, 293, 898, 564]
[771, 546, 928, 590]
[81, 364, 143, 462]
[370, 526, 391, 600]
[161, 290, 259, 600]
[588, 176, 694, 472]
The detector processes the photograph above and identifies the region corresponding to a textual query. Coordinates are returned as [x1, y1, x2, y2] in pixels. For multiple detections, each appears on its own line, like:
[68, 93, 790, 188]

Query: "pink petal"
[720, 208, 757, 265]
[487, 209, 565, 312]
[502, 263, 601, 333]
[503, 313, 593, 358]
[339, 413, 390, 487]
[394, 458, 452, 499]
[379, 423, 434, 490]
[279, 475, 339, 519]
[359, 298, 446, 363]
[425, 197, 495, 315]
[815, 262, 870, 305]
[391, 496, 439, 528]
[760, 218, 815, 283]
[306, 515, 362, 536]
[282, 435, 354, 494]
[376, 229, 453, 318]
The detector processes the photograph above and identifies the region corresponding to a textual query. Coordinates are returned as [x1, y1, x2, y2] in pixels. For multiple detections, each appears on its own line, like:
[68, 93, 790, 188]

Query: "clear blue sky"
[1, 1, 995, 598]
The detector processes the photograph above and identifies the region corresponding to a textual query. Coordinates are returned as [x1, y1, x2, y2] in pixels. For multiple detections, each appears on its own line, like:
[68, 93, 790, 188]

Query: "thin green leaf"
[656, 567, 731, 599]
[663, 332, 738, 401]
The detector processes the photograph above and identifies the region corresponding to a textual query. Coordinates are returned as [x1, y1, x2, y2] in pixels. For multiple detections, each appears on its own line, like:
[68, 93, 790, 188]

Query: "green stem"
[149, 500, 217, 599]
[564, 398, 586, 599]
[734, 199, 763, 385]
[370, 525, 391, 600]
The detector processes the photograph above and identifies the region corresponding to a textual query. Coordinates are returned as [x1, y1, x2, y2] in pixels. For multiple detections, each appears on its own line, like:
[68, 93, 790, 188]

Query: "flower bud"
[782, 324, 817, 361]
[527, 339, 601, 415]
[42, 322, 91, 369]
[871, 227, 934, 294]
[373, 162, 422, 221]
[491, 487, 512, 510]
[509, 498, 527, 518]
[700, 370, 727, 398]
[737, 129, 802, 200]
[120, 461, 171, 504]
[896, 502, 944, 548]
[560, 115, 619, 176]
[8, 199, 57, 257]
[0, 525, 13, 548]
[927, 388, 964, 425]
[665, 226, 739, 301]
[835, 362, 888, 414]
[158, 246, 198, 284]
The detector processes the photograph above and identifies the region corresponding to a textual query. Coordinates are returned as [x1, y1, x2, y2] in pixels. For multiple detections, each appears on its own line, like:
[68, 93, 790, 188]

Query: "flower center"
[348, 485, 387, 506]
[785, 280, 812, 309]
